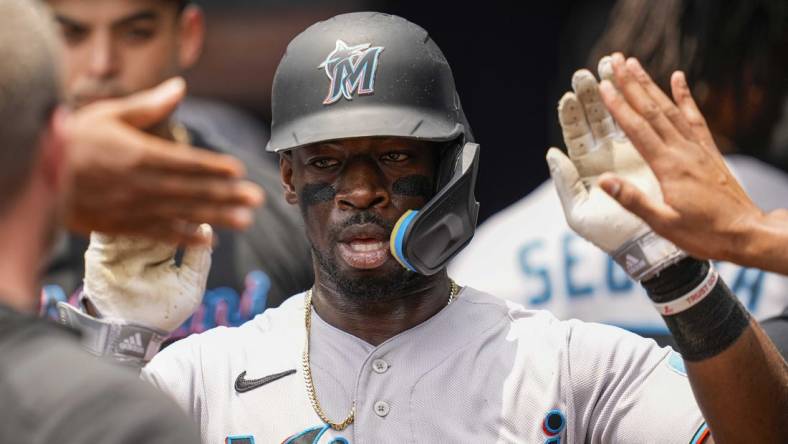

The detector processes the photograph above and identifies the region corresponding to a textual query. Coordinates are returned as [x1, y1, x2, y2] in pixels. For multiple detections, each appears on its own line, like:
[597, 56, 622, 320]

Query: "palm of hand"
[569, 137, 661, 252]
[84, 231, 211, 332]
[549, 68, 662, 253]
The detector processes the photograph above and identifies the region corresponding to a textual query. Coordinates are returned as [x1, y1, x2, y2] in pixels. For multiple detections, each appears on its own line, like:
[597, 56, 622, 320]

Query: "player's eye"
[59, 24, 88, 45]
[381, 152, 409, 162]
[310, 158, 340, 169]
[124, 26, 155, 43]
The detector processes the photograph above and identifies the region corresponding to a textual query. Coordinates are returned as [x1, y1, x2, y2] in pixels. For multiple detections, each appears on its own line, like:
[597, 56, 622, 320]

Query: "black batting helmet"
[268, 12, 480, 276]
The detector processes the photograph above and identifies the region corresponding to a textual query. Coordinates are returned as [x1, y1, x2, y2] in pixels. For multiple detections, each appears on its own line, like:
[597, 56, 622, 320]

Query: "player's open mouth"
[337, 224, 390, 269]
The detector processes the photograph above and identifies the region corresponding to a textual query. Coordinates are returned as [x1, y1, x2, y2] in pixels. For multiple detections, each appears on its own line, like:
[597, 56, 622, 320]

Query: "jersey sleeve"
[565, 320, 707, 443]
[141, 335, 206, 425]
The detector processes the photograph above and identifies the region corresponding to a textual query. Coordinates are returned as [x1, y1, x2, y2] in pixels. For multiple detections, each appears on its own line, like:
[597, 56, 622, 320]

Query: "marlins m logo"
[318, 39, 384, 105]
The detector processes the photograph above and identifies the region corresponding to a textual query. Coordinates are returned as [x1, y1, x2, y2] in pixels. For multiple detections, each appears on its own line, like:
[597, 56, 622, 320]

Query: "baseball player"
[41, 0, 314, 334]
[0, 1, 199, 441]
[60, 12, 786, 443]
[450, 0, 788, 346]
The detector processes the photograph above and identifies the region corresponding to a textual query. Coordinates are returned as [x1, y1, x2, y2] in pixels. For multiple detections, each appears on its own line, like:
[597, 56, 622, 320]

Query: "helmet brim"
[266, 104, 465, 152]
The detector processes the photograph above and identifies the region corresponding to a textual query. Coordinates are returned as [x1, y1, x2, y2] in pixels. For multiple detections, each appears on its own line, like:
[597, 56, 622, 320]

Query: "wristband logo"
[118, 332, 146, 357]
[318, 40, 384, 105]
[625, 253, 647, 274]
[657, 268, 719, 316]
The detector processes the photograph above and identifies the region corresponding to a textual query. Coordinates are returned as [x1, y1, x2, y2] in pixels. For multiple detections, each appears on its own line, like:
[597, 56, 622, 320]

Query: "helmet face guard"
[390, 142, 480, 275]
[269, 12, 480, 275]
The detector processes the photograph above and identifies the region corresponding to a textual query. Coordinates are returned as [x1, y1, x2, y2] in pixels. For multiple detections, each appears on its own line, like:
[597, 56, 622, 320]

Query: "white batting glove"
[546, 57, 685, 281]
[83, 224, 213, 333]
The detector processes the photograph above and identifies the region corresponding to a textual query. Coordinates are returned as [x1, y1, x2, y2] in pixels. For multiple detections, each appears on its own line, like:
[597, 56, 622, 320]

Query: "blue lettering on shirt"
[518, 240, 552, 305]
[515, 233, 766, 318]
[730, 267, 765, 311]
[562, 233, 593, 298]
[606, 255, 633, 294]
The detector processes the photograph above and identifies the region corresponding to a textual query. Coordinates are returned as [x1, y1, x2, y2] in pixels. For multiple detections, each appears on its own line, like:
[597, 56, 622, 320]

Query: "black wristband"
[641, 257, 707, 301]
[642, 258, 750, 361]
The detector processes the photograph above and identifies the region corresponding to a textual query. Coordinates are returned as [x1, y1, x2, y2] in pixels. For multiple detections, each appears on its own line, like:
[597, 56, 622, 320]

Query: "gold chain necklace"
[302, 279, 460, 431]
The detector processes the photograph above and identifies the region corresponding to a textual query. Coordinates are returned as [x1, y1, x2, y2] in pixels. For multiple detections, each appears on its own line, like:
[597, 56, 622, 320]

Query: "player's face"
[282, 137, 439, 295]
[48, 0, 184, 108]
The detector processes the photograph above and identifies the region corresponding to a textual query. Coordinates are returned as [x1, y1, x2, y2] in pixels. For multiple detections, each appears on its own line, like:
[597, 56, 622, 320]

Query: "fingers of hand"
[597, 56, 615, 84]
[558, 92, 595, 158]
[87, 230, 177, 269]
[546, 147, 588, 218]
[138, 133, 247, 178]
[610, 53, 681, 143]
[73, 119, 248, 180]
[114, 77, 186, 129]
[89, 230, 173, 254]
[116, 220, 215, 246]
[670, 71, 717, 149]
[180, 223, 213, 289]
[598, 79, 663, 162]
[596, 56, 621, 132]
[71, 189, 253, 244]
[597, 172, 673, 229]
[133, 200, 255, 231]
[572, 69, 617, 141]
[625, 58, 695, 141]
[133, 171, 265, 209]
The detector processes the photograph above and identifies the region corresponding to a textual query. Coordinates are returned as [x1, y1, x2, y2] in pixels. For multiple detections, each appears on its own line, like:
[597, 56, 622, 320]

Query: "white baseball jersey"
[450, 155, 788, 336]
[143, 287, 707, 443]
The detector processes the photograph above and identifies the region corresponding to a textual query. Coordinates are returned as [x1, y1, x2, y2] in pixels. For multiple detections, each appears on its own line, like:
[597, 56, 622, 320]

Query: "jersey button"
[372, 359, 389, 374]
[373, 401, 390, 417]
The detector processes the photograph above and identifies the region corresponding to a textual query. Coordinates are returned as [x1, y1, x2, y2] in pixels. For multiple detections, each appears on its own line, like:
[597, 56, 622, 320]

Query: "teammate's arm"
[595, 55, 788, 276]
[65, 78, 264, 245]
[548, 54, 787, 443]
[58, 225, 212, 367]
[598, 55, 788, 442]
[640, 258, 786, 443]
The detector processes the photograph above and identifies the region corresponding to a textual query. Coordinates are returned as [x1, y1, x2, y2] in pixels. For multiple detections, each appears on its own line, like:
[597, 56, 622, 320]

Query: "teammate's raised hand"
[64, 77, 265, 245]
[547, 57, 685, 280]
[83, 224, 213, 333]
[594, 53, 782, 272]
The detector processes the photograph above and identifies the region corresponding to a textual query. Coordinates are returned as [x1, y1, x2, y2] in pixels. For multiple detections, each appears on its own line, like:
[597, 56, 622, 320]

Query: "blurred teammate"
[451, 0, 788, 345]
[62, 13, 786, 443]
[42, 0, 313, 337]
[0, 1, 199, 441]
[175, 95, 273, 163]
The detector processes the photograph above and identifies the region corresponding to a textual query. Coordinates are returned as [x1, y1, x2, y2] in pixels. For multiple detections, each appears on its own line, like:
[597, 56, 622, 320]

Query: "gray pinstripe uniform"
[143, 287, 705, 443]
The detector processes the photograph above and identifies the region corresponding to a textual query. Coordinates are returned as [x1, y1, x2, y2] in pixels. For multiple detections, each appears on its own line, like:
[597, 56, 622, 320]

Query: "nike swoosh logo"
[234, 369, 296, 393]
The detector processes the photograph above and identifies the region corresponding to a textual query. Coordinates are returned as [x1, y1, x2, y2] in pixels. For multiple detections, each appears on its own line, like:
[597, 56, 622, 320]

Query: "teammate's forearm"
[642, 259, 788, 443]
[737, 209, 788, 276]
[686, 320, 788, 444]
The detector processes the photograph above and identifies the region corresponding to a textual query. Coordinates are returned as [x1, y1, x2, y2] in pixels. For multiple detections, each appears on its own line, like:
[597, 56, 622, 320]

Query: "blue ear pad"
[390, 209, 419, 272]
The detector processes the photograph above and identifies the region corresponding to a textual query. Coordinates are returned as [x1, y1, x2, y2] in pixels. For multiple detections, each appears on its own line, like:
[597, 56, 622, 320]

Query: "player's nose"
[335, 158, 389, 211]
[87, 33, 119, 78]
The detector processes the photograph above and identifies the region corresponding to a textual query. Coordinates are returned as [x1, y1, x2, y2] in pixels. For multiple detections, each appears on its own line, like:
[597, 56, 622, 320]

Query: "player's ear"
[177, 5, 205, 70]
[280, 152, 298, 205]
